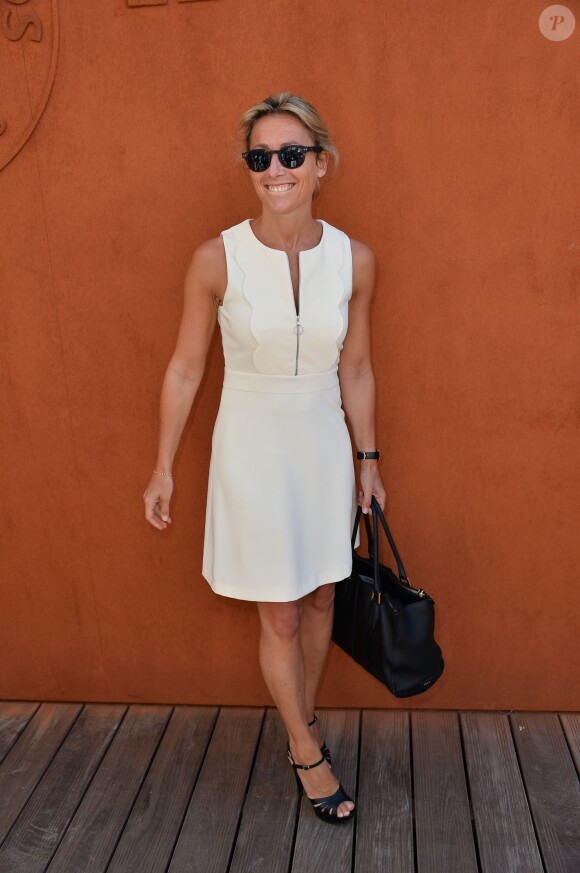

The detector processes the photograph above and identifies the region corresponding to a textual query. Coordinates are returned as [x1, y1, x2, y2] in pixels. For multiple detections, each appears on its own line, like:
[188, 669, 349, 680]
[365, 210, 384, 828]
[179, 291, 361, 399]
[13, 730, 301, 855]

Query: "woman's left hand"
[358, 463, 387, 514]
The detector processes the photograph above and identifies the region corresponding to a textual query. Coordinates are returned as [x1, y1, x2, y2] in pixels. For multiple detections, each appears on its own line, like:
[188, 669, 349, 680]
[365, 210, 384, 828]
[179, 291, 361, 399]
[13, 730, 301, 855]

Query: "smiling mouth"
[265, 183, 295, 193]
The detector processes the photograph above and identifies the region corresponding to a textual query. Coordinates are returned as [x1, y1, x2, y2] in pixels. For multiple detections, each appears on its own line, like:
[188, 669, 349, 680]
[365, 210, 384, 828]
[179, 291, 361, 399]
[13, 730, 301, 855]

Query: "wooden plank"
[412, 711, 479, 873]
[0, 702, 82, 843]
[510, 712, 580, 873]
[292, 709, 359, 873]
[354, 710, 414, 873]
[46, 704, 172, 873]
[168, 707, 264, 873]
[0, 701, 39, 762]
[461, 712, 543, 873]
[560, 713, 580, 772]
[106, 705, 218, 873]
[0, 699, 576, 873]
[0, 703, 125, 873]
[228, 708, 300, 873]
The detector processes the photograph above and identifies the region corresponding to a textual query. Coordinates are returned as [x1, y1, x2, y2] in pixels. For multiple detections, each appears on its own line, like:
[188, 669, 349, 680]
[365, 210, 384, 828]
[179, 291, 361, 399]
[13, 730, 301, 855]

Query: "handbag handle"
[351, 497, 411, 585]
[372, 497, 409, 582]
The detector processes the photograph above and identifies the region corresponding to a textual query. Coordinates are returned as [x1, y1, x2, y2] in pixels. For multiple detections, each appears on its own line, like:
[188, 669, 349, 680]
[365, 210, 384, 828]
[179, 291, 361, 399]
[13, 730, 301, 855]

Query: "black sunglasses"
[242, 144, 323, 173]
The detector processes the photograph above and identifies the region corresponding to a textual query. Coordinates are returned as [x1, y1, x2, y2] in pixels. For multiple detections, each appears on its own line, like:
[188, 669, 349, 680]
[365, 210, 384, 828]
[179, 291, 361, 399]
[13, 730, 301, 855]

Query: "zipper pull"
[294, 315, 304, 335]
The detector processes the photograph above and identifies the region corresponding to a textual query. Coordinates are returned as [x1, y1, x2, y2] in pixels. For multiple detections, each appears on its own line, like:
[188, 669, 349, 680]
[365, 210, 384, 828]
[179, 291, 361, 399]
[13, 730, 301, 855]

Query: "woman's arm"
[143, 237, 226, 530]
[338, 239, 386, 513]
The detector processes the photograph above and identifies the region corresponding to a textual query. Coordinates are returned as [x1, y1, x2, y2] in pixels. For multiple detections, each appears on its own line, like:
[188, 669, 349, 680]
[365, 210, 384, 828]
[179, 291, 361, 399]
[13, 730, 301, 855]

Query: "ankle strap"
[307, 714, 318, 727]
[291, 753, 326, 771]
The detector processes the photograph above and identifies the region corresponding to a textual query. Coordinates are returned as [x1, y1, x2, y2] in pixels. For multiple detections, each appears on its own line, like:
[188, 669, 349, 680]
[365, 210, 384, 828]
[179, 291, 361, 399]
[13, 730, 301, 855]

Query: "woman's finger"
[359, 489, 372, 514]
[158, 498, 171, 522]
[145, 510, 164, 530]
[153, 503, 171, 524]
[144, 493, 169, 529]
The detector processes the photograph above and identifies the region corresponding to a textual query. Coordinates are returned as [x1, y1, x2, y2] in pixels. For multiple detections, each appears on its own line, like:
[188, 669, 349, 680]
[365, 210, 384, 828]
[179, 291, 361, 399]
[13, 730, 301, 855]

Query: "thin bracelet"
[153, 469, 173, 478]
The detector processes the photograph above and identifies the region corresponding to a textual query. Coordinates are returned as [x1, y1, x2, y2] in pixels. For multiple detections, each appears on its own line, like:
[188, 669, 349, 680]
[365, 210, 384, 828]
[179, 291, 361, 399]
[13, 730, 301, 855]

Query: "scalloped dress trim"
[233, 218, 346, 375]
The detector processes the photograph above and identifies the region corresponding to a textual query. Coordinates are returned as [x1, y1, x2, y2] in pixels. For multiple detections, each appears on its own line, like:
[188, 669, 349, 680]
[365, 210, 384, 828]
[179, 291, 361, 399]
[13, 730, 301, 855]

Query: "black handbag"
[332, 496, 444, 697]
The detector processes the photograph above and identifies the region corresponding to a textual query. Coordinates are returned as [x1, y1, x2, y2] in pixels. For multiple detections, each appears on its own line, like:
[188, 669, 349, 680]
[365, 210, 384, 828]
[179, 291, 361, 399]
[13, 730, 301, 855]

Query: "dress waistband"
[223, 367, 339, 394]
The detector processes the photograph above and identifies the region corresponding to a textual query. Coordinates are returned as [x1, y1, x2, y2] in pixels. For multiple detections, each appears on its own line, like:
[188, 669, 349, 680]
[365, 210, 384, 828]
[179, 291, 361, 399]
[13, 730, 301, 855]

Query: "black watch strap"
[357, 450, 380, 460]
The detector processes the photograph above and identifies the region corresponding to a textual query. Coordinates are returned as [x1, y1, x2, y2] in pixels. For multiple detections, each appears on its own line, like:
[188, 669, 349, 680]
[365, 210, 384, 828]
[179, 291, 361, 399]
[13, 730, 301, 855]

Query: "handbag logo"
[0, 0, 59, 172]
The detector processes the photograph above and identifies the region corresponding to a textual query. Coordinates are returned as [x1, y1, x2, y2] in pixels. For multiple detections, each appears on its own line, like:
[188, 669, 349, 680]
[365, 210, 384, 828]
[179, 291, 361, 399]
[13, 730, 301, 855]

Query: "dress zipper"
[294, 314, 303, 375]
[286, 253, 302, 375]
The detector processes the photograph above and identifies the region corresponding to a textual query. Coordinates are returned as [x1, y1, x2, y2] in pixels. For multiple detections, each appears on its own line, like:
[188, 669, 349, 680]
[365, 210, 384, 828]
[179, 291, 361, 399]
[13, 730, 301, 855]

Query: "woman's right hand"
[143, 471, 173, 530]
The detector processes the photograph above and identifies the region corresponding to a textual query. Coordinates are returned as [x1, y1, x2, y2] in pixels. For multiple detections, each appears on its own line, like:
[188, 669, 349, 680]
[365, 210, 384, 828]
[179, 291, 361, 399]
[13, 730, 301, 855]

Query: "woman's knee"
[304, 582, 335, 612]
[257, 601, 302, 641]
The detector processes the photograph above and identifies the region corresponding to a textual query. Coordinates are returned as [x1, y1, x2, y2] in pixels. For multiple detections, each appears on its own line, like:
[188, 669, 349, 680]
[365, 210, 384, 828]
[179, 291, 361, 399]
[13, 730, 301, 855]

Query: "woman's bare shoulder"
[189, 235, 227, 270]
[185, 235, 227, 297]
[349, 237, 376, 268]
[349, 237, 376, 298]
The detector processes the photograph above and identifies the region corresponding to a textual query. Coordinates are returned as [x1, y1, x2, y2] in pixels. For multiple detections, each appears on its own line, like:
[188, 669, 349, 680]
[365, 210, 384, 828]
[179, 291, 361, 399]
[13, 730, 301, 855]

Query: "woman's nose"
[267, 154, 285, 177]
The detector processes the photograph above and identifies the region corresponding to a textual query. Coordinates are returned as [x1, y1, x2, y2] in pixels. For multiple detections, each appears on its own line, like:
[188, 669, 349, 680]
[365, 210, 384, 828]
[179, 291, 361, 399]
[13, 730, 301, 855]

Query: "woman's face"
[245, 113, 327, 214]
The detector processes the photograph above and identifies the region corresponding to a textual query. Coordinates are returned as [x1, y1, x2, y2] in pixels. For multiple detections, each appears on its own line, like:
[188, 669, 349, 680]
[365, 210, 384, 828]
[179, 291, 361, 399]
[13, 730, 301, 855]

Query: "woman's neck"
[250, 209, 322, 252]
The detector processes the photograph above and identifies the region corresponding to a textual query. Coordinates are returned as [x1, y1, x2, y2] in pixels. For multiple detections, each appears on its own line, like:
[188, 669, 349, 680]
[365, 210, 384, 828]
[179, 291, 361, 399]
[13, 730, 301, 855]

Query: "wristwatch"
[357, 450, 381, 460]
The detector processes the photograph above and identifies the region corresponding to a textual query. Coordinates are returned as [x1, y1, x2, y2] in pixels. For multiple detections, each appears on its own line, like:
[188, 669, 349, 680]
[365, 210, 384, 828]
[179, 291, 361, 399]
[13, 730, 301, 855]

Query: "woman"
[143, 92, 386, 823]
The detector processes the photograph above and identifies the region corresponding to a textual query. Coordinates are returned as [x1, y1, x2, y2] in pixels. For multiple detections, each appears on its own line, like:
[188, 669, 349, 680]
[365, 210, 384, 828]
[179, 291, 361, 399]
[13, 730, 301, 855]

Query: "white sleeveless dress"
[201, 217, 360, 602]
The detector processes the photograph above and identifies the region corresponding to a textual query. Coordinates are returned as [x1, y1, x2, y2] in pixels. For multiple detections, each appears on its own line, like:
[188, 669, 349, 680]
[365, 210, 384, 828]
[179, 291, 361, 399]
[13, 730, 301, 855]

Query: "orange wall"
[1, 1, 579, 710]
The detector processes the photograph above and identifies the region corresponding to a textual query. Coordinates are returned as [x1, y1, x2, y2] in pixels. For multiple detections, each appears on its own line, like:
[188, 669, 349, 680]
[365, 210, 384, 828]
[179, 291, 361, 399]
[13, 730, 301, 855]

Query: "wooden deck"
[0, 703, 579, 873]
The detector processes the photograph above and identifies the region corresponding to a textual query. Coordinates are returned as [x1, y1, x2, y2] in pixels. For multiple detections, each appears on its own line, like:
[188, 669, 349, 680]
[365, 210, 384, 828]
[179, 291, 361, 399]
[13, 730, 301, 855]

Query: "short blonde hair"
[237, 91, 339, 200]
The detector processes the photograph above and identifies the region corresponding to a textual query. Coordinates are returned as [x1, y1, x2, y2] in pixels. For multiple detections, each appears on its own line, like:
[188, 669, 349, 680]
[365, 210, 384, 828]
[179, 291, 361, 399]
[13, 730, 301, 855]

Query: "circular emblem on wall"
[538, 5, 575, 41]
[0, 0, 59, 172]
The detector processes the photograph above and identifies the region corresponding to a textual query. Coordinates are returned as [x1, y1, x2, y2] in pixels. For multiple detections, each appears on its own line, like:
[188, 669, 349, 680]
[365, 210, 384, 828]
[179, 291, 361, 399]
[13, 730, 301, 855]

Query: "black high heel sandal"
[286, 745, 356, 824]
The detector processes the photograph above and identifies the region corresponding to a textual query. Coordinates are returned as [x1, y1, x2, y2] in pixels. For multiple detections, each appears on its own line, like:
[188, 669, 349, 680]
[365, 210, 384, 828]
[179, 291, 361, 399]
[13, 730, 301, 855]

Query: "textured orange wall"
[1, 1, 579, 710]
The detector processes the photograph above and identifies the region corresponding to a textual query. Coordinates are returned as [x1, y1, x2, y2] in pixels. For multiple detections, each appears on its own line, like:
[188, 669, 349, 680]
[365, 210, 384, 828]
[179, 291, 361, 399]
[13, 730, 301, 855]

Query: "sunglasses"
[242, 144, 323, 173]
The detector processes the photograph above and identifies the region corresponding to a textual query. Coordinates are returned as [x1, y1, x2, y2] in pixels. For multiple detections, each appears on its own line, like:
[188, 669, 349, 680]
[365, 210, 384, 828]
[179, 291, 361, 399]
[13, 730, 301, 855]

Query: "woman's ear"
[316, 150, 329, 178]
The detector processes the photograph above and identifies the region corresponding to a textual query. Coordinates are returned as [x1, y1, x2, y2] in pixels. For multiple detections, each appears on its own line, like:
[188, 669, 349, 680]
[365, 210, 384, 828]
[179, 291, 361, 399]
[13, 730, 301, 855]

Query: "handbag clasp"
[401, 575, 426, 597]
[370, 591, 382, 604]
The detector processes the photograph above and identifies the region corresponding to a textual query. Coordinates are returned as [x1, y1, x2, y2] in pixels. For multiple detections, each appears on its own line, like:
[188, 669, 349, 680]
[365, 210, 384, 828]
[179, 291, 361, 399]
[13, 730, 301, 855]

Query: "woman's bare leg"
[300, 583, 335, 740]
[256, 595, 354, 817]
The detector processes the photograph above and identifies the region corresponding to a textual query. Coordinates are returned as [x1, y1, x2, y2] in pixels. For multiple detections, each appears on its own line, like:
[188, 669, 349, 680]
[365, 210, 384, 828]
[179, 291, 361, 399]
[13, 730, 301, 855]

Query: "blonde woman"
[143, 92, 386, 824]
